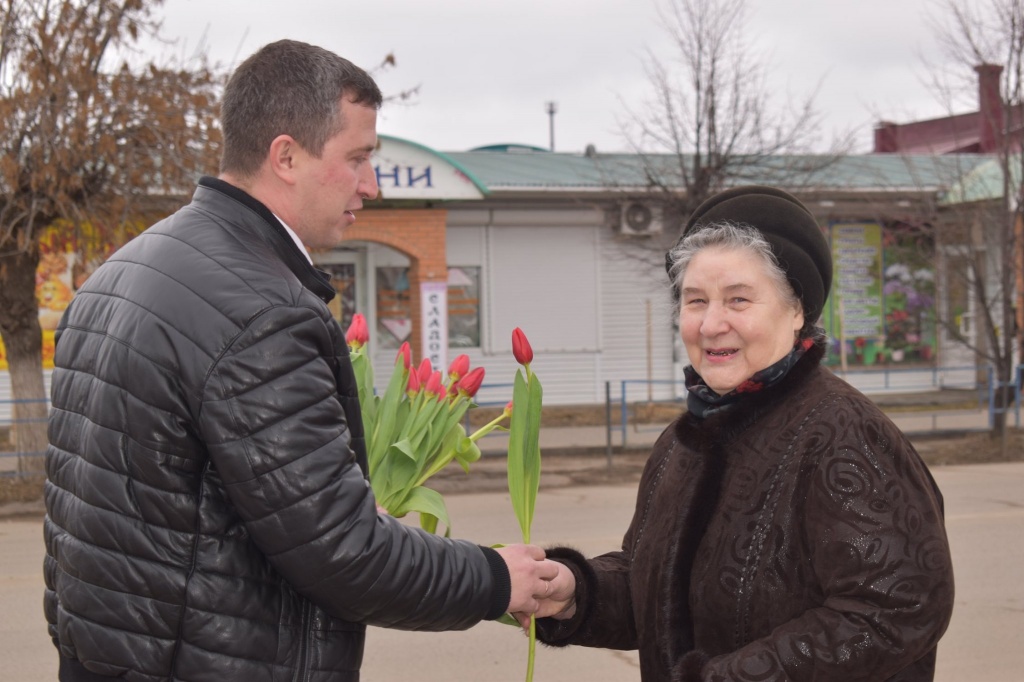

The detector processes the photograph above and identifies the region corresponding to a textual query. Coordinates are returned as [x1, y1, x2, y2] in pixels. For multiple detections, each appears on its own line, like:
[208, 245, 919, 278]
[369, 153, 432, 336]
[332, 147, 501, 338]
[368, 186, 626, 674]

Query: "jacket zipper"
[294, 601, 312, 682]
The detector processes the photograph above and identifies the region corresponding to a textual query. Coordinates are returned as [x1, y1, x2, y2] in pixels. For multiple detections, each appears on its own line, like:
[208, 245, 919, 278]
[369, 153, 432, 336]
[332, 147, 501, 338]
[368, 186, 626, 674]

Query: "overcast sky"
[150, 0, 984, 154]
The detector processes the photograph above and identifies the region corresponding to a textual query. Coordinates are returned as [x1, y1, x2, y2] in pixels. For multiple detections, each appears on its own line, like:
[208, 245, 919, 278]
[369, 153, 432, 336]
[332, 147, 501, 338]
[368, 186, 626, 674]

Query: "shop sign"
[374, 135, 487, 200]
[420, 281, 448, 371]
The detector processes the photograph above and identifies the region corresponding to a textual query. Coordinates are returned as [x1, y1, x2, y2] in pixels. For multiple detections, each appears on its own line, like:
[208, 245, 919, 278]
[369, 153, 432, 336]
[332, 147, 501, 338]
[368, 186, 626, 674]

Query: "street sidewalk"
[7, 462, 1024, 682]
[0, 388, 999, 517]
[477, 387, 991, 458]
[419, 387, 996, 498]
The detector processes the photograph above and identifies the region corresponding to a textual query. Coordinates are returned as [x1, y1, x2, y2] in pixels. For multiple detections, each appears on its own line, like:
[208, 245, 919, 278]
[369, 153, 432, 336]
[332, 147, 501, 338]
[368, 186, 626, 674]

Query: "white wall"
[0, 370, 52, 423]
[597, 234, 679, 404]
[436, 205, 678, 406]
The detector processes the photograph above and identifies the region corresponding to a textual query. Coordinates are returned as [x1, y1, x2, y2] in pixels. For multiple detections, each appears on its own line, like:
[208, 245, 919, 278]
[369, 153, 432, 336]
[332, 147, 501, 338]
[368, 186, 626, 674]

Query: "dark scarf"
[685, 334, 818, 419]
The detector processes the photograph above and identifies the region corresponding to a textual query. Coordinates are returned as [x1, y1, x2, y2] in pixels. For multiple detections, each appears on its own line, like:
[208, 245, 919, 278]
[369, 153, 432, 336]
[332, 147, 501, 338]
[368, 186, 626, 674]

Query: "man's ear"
[268, 134, 300, 185]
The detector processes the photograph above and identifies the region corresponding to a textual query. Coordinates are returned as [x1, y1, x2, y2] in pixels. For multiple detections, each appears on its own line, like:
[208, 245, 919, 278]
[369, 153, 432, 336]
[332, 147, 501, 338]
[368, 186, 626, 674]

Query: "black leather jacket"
[44, 177, 509, 682]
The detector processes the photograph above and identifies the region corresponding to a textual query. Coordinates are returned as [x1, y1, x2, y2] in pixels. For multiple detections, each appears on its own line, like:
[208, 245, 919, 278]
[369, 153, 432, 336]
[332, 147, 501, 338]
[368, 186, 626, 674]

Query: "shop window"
[882, 229, 936, 363]
[374, 266, 481, 349]
[321, 263, 357, 333]
[376, 266, 412, 349]
[448, 266, 480, 347]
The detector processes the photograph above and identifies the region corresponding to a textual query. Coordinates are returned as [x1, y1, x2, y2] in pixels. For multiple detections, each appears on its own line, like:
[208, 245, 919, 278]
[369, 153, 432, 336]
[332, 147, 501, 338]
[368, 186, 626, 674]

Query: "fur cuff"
[671, 650, 710, 682]
[535, 546, 595, 646]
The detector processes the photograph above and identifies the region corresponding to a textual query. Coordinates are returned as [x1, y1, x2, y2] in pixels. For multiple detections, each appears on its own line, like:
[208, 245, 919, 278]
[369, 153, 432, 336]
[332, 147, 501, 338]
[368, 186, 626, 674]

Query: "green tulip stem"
[468, 412, 511, 442]
[527, 616, 537, 682]
[413, 452, 453, 489]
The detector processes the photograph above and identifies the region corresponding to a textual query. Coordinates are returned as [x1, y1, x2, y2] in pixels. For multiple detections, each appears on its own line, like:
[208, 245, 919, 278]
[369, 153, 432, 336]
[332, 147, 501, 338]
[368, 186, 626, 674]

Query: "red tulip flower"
[396, 342, 412, 370]
[417, 358, 433, 384]
[455, 367, 485, 398]
[448, 354, 470, 381]
[345, 313, 369, 349]
[512, 327, 533, 366]
[407, 369, 421, 395]
[425, 370, 446, 401]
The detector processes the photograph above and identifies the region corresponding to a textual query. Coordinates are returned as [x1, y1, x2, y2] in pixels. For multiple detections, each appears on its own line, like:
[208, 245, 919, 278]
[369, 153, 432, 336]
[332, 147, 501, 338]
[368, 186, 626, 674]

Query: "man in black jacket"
[43, 40, 559, 682]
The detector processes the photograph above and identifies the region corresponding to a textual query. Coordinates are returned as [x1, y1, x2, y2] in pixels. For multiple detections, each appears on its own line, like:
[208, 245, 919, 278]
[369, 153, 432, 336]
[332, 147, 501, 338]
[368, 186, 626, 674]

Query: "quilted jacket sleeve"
[197, 303, 500, 631]
[691, 413, 954, 681]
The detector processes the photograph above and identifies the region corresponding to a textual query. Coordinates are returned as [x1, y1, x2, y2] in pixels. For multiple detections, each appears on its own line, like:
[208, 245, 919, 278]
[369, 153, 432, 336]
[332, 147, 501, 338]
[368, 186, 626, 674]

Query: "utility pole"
[546, 101, 557, 151]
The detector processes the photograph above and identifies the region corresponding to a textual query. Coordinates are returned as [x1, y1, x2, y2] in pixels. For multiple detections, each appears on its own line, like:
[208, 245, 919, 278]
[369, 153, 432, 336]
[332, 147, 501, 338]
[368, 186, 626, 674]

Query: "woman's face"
[679, 246, 804, 395]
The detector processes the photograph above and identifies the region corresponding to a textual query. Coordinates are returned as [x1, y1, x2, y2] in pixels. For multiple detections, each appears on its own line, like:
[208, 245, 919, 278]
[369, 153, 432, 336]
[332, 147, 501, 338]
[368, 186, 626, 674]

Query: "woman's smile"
[680, 246, 804, 394]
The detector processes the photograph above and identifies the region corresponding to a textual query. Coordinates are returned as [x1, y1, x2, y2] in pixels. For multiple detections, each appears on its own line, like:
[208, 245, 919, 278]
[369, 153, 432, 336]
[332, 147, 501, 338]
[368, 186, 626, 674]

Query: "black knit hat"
[665, 185, 833, 326]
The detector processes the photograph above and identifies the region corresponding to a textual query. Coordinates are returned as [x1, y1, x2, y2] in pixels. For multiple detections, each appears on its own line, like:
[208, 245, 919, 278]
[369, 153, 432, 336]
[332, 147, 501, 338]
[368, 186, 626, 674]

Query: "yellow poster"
[0, 250, 73, 370]
[1, 219, 134, 370]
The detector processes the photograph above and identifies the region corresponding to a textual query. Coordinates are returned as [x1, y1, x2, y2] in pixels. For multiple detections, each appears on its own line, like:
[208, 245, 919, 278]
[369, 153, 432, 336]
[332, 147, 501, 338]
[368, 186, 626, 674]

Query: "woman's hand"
[512, 560, 577, 629]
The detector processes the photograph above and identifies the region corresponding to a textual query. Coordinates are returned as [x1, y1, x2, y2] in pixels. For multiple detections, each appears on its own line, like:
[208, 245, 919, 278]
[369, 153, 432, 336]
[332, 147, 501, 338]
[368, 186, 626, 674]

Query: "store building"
[0, 139, 997, 408]
[323, 136, 994, 405]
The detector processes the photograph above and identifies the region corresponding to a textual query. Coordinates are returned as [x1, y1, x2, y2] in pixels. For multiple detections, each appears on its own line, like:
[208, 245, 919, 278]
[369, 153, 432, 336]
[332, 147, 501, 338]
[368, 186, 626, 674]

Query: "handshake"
[496, 544, 578, 629]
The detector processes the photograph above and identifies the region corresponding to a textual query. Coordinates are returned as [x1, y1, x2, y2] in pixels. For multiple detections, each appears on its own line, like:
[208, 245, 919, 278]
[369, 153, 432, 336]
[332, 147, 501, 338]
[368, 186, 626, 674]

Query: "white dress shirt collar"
[273, 213, 313, 265]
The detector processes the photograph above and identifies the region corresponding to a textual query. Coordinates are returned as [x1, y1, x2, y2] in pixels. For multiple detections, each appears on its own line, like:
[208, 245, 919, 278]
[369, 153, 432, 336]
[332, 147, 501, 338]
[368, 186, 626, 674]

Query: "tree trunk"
[0, 248, 48, 474]
[991, 365, 1011, 445]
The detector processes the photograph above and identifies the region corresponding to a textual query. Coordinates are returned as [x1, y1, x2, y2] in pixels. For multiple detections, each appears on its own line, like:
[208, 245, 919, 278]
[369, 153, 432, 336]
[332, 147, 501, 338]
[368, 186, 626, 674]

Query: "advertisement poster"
[0, 221, 130, 371]
[420, 281, 448, 372]
[827, 223, 884, 364]
[825, 222, 937, 365]
[0, 250, 78, 370]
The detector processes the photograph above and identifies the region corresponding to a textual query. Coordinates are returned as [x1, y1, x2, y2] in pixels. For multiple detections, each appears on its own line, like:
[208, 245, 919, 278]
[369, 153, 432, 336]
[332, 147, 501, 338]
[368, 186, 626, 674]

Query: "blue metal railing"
[1017, 365, 1024, 429]
[4, 365, 1022, 475]
[987, 365, 1022, 430]
[0, 397, 50, 477]
[611, 364, 1001, 448]
[833, 364, 984, 396]
[618, 379, 686, 448]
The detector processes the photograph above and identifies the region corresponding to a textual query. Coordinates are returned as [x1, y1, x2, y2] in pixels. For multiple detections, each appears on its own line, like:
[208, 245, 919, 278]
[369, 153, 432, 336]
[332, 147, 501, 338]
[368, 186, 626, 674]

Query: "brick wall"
[342, 209, 448, 363]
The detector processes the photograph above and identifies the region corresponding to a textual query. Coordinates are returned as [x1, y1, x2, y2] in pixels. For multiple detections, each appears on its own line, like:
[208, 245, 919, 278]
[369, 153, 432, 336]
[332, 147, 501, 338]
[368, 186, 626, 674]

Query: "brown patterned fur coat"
[537, 343, 953, 681]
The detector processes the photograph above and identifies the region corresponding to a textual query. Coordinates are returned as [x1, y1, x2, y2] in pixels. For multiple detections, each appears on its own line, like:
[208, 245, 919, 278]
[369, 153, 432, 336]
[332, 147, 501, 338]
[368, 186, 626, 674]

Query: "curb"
[0, 499, 45, 520]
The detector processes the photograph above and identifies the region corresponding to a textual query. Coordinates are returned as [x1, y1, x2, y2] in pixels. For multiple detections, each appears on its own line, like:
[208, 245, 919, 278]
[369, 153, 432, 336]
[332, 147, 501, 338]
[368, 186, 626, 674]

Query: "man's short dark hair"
[219, 39, 383, 177]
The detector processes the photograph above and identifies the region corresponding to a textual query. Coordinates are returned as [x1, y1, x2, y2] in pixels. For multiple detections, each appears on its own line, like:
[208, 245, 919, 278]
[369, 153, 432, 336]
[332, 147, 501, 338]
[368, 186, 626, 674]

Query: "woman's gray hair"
[667, 220, 801, 314]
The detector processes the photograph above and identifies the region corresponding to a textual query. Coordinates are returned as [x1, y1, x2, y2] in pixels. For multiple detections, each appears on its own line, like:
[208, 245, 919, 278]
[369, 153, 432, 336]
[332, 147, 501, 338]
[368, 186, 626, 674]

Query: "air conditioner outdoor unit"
[619, 202, 663, 236]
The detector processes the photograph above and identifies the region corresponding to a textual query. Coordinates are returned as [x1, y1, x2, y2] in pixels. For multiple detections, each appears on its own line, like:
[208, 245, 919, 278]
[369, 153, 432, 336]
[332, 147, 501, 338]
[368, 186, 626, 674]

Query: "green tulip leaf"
[507, 368, 542, 543]
[392, 486, 452, 537]
[420, 513, 439, 535]
[455, 436, 482, 472]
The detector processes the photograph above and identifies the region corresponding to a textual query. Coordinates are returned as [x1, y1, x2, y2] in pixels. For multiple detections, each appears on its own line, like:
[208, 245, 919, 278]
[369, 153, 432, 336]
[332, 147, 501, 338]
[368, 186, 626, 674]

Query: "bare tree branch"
[915, 0, 1024, 441]
[615, 0, 850, 226]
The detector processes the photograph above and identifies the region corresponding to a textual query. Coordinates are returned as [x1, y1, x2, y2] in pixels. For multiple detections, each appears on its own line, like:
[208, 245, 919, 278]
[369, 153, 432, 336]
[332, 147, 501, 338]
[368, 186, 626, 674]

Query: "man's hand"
[495, 544, 560, 618]
[510, 559, 577, 629]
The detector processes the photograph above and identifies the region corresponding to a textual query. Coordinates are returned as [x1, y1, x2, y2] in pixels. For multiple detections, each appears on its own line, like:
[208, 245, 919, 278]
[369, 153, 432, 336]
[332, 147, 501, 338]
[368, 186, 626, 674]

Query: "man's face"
[292, 97, 379, 249]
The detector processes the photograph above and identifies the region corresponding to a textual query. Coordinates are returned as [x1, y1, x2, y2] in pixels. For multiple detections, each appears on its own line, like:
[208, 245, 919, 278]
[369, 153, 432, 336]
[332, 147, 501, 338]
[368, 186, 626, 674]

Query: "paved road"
[3, 462, 1022, 681]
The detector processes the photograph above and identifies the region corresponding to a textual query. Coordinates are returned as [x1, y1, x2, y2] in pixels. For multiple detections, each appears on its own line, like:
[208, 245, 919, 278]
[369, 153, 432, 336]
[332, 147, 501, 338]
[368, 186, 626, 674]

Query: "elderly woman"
[533, 186, 954, 681]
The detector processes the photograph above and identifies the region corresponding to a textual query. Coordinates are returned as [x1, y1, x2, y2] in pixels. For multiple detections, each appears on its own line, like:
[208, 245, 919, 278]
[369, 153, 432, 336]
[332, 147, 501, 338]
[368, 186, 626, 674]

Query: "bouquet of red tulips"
[347, 316, 546, 679]
[344, 314, 510, 534]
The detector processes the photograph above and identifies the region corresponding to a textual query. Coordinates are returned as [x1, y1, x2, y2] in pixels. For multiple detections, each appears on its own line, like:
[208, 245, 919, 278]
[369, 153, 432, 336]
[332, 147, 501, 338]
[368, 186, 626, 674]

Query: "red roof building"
[873, 64, 1023, 154]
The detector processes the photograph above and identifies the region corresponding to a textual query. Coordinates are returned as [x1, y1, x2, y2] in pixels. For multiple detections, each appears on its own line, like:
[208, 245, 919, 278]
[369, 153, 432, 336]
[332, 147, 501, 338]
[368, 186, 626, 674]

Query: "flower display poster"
[829, 223, 884, 340]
